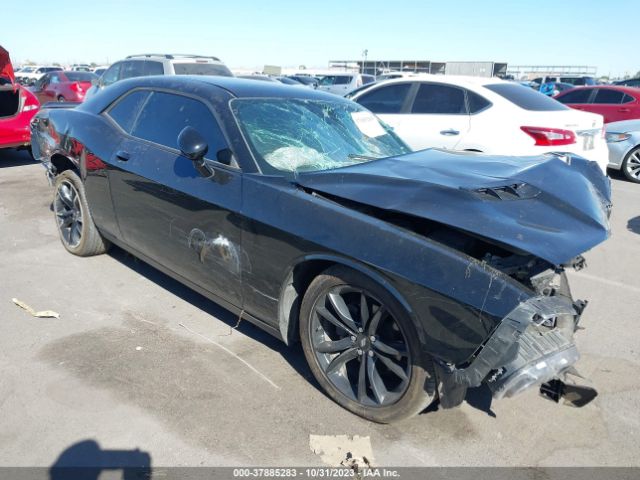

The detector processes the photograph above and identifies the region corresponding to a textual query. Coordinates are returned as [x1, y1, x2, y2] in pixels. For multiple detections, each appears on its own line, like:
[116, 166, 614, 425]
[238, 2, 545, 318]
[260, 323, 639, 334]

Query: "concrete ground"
[1, 148, 639, 468]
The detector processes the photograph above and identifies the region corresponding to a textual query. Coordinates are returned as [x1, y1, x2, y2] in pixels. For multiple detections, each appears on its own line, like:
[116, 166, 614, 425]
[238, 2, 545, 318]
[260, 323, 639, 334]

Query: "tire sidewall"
[299, 266, 434, 423]
[53, 170, 92, 255]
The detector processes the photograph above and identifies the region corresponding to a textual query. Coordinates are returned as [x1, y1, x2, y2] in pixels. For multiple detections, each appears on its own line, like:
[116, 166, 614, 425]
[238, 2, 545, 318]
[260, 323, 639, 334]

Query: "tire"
[57, 95, 65, 102]
[622, 147, 640, 184]
[53, 170, 110, 256]
[299, 265, 435, 423]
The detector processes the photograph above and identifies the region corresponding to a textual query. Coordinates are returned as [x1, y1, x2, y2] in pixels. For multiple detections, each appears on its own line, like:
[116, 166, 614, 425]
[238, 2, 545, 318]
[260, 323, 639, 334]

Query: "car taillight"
[20, 89, 40, 112]
[70, 82, 83, 92]
[520, 126, 576, 146]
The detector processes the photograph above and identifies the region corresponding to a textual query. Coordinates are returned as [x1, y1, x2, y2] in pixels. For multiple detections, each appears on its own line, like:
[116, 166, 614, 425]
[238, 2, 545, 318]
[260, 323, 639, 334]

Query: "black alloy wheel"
[52, 170, 110, 256]
[300, 266, 435, 423]
[54, 179, 83, 248]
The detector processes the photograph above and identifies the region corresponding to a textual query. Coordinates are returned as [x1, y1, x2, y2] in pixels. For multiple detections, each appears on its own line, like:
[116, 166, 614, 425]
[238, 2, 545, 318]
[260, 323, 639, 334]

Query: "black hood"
[295, 150, 611, 265]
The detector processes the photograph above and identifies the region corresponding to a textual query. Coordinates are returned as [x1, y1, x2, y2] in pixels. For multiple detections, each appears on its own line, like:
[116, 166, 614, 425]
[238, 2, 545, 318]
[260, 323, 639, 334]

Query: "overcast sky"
[5, 0, 638, 78]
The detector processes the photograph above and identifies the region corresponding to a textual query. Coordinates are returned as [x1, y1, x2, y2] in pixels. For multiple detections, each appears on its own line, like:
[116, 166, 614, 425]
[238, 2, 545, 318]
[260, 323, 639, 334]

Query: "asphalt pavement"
[1, 148, 638, 468]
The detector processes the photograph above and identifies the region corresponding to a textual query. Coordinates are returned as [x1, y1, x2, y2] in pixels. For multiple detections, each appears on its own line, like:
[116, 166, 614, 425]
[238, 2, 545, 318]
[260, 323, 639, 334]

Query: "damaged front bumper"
[435, 295, 584, 408]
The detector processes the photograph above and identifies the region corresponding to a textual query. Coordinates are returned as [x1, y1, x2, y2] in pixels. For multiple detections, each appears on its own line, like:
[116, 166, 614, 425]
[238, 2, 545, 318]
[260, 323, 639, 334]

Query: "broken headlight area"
[434, 293, 589, 408]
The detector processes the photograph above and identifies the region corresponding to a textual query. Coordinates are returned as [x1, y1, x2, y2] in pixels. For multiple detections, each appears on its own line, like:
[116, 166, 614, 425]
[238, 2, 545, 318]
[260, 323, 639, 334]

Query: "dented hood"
[0, 46, 15, 88]
[296, 150, 611, 265]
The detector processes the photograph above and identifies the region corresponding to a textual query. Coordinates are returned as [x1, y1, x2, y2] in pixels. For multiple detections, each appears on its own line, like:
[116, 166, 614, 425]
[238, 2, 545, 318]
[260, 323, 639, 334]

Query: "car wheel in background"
[57, 95, 65, 102]
[299, 265, 436, 423]
[53, 170, 110, 256]
[622, 147, 640, 184]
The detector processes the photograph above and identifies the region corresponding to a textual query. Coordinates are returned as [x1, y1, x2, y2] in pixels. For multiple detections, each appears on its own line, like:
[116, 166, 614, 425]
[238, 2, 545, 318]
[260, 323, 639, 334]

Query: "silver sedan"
[606, 119, 640, 183]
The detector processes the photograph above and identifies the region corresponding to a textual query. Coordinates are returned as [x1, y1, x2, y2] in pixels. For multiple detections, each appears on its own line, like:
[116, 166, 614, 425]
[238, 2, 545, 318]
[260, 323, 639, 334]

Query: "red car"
[555, 85, 640, 124]
[0, 46, 40, 151]
[30, 70, 97, 103]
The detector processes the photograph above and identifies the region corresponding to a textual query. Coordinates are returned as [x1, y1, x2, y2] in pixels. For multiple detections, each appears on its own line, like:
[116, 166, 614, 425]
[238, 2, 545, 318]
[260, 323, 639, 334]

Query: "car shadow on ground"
[628, 216, 640, 235]
[0, 148, 37, 168]
[421, 384, 496, 418]
[49, 439, 152, 480]
[107, 245, 321, 392]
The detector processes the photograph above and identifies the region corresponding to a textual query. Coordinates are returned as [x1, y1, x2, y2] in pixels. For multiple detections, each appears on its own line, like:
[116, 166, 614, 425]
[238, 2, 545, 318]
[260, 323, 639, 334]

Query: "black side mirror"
[178, 126, 208, 161]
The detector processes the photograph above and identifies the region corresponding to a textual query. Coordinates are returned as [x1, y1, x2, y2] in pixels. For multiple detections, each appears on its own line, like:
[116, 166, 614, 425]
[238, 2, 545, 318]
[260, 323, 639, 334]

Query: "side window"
[144, 61, 164, 76]
[49, 73, 61, 84]
[106, 90, 150, 133]
[35, 75, 48, 89]
[121, 61, 145, 80]
[131, 91, 227, 161]
[466, 90, 491, 113]
[101, 63, 122, 87]
[622, 93, 635, 104]
[593, 89, 625, 104]
[362, 75, 375, 85]
[356, 83, 412, 114]
[334, 76, 352, 85]
[556, 88, 593, 104]
[411, 83, 467, 114]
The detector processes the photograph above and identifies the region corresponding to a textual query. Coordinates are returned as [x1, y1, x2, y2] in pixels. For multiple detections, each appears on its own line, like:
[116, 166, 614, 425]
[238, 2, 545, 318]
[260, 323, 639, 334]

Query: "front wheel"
[299, 266, 435, 423]
[53, 170, 110, 256]
[622, 147, 640, 184]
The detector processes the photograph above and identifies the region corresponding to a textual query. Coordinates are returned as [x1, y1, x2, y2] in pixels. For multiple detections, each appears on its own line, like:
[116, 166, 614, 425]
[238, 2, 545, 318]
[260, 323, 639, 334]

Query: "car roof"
[101, 75, 349, 102]
[558, 84, 640, 93]
[125, 53, 223, 62]
[354, 74, 506, 92]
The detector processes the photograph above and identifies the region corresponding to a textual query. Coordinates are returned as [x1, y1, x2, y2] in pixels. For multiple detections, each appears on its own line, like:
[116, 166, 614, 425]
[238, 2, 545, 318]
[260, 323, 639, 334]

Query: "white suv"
[86, 53, 233, 99]
[316, 73, 375, 95]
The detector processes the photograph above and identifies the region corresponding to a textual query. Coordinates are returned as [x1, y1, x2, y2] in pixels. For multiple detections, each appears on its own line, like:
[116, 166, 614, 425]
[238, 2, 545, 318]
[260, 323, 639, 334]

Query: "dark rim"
[310, 285, 411, 407]
[54, 180, 83, 248]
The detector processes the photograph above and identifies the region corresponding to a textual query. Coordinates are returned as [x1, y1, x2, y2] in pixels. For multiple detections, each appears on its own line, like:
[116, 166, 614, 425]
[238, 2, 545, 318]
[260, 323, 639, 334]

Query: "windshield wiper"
[348, 154, 378, 161]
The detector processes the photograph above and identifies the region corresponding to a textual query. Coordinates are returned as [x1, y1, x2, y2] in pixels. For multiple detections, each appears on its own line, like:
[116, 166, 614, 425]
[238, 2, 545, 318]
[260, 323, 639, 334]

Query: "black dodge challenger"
[31, 76, 611, 422]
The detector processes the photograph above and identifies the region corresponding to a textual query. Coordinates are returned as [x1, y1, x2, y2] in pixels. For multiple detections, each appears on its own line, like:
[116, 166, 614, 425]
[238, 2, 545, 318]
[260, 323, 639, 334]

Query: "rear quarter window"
[106, 90, 150, 133]
[485, 83, 568, 111]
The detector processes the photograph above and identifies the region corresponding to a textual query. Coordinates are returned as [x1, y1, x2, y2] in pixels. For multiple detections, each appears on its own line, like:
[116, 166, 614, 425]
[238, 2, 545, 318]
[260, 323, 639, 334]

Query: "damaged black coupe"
[31, 76, 611, 422]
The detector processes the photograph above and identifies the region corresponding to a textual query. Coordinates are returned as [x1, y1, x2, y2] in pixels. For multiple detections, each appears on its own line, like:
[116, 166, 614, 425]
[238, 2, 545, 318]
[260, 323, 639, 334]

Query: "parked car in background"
[16, 66, 63, 86]
[274, 76, 303, 86]
[0, 46, 40, 153]
[92, 67, 107, 77]
[532, 75, 596, 86]
[316, 73, 375, 95]
[605, 119, 640, 183]
[376, 72, 426, 82]
[349, 75, 608, 172]
[30, 71, 97, 103]
[613, 78, 640, 88]
[236, 75, 279, 82]
[539, 81, 574, 96]
[287, 75, 319, 88]
[85, 53, 233, 99]
[31, 75, 610, 422]
[555, 85, 640, 123]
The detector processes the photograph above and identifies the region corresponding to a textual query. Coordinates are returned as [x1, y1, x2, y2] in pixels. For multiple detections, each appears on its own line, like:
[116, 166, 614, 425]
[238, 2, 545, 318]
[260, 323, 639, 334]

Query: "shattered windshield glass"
[231, 98, 411, 174]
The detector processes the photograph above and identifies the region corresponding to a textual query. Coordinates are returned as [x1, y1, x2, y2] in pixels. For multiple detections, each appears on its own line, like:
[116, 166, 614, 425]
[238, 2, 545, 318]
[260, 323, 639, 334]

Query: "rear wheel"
[299, 266, 435, 423]
[57, 95, 65, 102]
[622, 147, 640, 184]
[53, 170, 110, 256]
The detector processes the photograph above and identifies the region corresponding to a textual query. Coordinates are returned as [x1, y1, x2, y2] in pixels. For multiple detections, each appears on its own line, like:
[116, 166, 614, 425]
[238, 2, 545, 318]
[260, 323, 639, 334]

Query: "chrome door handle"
[440, 129, 460, 136]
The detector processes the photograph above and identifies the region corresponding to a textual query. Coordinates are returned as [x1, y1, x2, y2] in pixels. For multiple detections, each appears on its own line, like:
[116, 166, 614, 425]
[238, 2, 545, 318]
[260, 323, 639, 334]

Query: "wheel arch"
[277, 254, 416, 346]
[50, 152, 79, 176]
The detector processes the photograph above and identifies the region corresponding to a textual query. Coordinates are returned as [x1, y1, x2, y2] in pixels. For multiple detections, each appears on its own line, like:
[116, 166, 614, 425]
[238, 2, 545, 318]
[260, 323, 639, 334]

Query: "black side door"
[106, 88, 244, 308]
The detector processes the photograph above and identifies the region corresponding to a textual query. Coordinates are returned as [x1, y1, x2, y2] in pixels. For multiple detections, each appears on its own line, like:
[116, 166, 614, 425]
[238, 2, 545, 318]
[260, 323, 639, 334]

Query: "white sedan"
[348, 75, 608, 173]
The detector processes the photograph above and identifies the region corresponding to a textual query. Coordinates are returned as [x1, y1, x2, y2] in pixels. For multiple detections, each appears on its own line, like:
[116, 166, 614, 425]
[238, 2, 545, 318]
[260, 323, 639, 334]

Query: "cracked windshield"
[231, 98, 411, 173]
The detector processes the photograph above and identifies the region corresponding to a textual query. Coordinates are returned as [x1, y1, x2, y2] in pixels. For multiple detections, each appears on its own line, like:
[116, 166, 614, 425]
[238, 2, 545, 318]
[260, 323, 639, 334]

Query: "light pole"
[362, 49, 368, 74]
